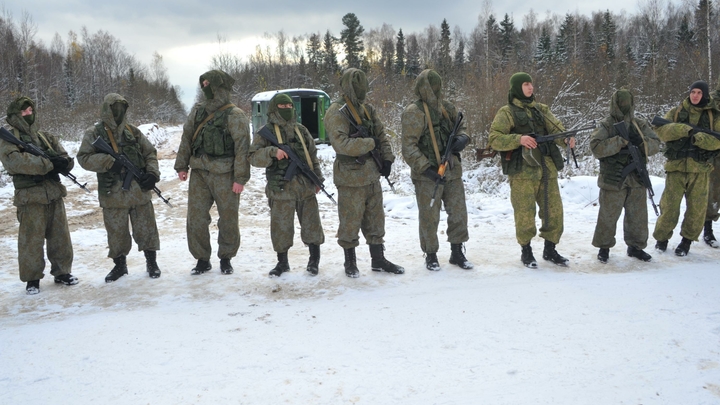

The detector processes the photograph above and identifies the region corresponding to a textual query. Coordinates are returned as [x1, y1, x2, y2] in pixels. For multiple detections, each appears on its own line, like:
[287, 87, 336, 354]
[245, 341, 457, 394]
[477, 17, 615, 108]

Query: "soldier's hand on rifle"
[423, 167, 446, 184]
[520, 135, 537, 149]
[380, 160, 392, 177]
[275, 148, 288, 160]
[315, 185, 321, 194]
[177, 171, 188, 181]
[373, 137, 381, 149]
[450, 134, 470, 153]
[139, 173, 158, 191]
[564, 137, 576, 149]
[109, 158, 123, 174]
[49, 156, 70, 173]
[232, 182, 244, 194]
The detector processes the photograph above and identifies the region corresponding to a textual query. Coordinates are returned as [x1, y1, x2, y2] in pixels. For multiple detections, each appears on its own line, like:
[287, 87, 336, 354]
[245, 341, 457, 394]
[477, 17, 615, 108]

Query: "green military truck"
[251, 89, 331, 143]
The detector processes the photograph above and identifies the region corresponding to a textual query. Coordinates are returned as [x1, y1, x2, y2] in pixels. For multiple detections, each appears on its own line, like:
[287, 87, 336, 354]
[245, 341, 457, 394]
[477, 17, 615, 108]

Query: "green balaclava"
[351, 70, 368, 103]
[273, 94, 294, 122]
[20, 101, 35, 126]
[111, 101, 128, 126]
[509, 72, 533, 103]
[428, 70, 442, 99]
[202, 85, 214, 100]
[616, 90, 633, 115]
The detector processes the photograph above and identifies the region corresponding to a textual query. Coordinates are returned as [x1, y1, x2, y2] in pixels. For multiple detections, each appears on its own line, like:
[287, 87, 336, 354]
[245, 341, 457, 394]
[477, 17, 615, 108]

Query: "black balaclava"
[689, 80, 710, 107]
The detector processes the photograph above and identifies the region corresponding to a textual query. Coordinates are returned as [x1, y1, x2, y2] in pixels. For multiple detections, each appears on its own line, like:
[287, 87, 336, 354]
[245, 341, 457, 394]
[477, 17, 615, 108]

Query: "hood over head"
[340, 68, 368, 106]
[199, 69, 235, 112]
[610, 89, 635, 122]
[267, 93, 296, 126]
[6, 96, 37, 135]
[101, 93, 129, 131]
[414, 69, 443, 112]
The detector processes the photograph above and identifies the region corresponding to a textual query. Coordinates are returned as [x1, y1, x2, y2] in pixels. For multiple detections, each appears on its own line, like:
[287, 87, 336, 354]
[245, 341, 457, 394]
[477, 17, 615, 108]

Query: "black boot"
[54, 273, 79, 285]
[655, 240, 668, 252]
[220, 258, 234, 275]
[675, 237, 692, 256]
[145, 250, 161, 278]
[307, 244, 320, 276]
[26, 280, 40, 295]
[369, 244, 404, 274]
[191, 259, 212, 275]
[704, 220, 718, 248]
[269, 252, 290, 277]
[425, 253, 440, 271]
[627, 246, 652, 262]
[449, 243, 474, 269]
[542, 240, 569, 266]
[597, 248, 609, 264]
[521, 244, 537, 268]
[105, 255, 128, 282]
[344, 248, 359, 278]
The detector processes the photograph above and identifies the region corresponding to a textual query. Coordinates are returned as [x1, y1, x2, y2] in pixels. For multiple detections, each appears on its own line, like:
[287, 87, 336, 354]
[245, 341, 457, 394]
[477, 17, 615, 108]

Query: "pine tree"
[406, 34, 421, 77]
[306, 33, 323, 71]
[340, 13, 365, 69]
[600, 10, 616, 60]
[437, 19, 452, 75]
[499, 14, 516, 65]
[535, 26, 552, 67]
[322, 30, 339, 74]
[395, 29, 406, 74]
[454, 38, 465, 72]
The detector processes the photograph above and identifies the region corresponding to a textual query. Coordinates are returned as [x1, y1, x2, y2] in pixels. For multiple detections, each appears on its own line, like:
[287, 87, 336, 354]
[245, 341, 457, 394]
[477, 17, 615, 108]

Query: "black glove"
[373, 137, 381, 149]
[450, 134, 470, 153]
[380, 160, 392, 177]
[627, 130, 643, 147]
[423, 167, 446, 184]
[49, 156, 70, 173]
[138, 173, 158, 190]
[109, 158, 124, 174]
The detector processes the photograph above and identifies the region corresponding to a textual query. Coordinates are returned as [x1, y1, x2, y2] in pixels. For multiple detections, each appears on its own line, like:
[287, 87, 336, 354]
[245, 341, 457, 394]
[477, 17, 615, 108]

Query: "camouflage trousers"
[102, 202, 160, 258]
[509, 175, 564, 246]
[187, 169, 240, 261]
[16, 200, 73, 282]
[412, 178, 469, 253]
[336, 181, 385, 249]
[706, 156, 720, 222]
[592, 186, 648, 249]
[653, 171, 709, 242]
[269, 196, 324, 253]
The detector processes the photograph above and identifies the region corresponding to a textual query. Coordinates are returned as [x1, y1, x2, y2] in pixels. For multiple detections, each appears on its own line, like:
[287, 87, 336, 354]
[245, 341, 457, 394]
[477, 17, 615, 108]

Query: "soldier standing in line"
[323, 68, 404, 278]
[590, 89, 661, 263]
[653, 80, 720, 256]
[703, 78, 720, 247]
[174, 70, 250, 275]
[488, 72, 574, 268]
[401, 69, 473, 271]
[0, 97, 79, 294]
[78, 93, 162, 282]
[249, 94, 325, 277]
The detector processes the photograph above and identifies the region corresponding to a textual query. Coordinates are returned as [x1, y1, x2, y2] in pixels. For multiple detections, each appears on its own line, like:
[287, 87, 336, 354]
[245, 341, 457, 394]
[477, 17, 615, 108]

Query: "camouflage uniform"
[324, 68, 403, 277]
[174, 70, 250, 270]
[78, 93, 161, 279]
[401, 69, 472, 270]
[652, 92, 720, 250]
[590, 90, 661, 258]
[249, 94, 324, 275]
[0, 97, 75, 286]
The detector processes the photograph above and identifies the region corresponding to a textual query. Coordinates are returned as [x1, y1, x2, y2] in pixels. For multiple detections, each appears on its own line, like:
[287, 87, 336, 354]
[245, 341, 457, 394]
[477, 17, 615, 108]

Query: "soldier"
[323, 68, 404, 278]
[653, 80, 720, 256]
[78, 93, 162, 282]
[249, 94, 325, 277]
[401, 69, 473, 271]
[174, 70, 250, 275]
[704, 78, 720, 247]
[0, 97, 78, 294]
[590, 89, 661, 263]
[488, 72, 574, 268]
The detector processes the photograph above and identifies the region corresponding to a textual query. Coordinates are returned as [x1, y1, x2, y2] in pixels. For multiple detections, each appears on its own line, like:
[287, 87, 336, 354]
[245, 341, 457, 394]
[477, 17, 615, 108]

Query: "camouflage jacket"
[77, 93, 160, 209]
[324, 100, 394, 187]
[655, 98, 720, 174]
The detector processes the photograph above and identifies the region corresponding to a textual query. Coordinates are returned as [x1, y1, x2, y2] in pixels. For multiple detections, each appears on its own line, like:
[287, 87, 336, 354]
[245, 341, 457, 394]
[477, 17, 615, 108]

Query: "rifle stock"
[0, 126, 90, 192]
[91, 136, 173, 207]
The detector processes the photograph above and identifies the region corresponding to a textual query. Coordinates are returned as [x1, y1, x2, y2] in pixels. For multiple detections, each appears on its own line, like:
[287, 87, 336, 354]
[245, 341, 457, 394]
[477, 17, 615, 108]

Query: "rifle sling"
[191, 103, 235, 144]
[422, 102, 442, 166]
[272, 124, 314, 172]
[13, 128, 55, 154]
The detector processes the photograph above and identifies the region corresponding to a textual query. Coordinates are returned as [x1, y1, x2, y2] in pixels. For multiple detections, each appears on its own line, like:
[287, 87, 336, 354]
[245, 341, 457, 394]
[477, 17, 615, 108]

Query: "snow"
[1, 126, 719, 404]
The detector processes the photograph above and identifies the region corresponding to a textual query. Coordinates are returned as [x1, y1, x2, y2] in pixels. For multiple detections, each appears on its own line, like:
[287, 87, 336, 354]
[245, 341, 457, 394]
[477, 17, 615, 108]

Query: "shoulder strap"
[422, 102, 442, 165]
[102, 124, 120, 153]
[293, 126, 314, 171]
[192, 103, 235, 143]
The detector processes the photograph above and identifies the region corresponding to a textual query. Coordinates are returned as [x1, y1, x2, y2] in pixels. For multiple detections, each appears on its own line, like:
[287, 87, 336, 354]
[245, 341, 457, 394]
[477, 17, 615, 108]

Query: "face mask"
[23, 113, 35, 126]
[278, 108, 293, 121]
[202, 86, 214, 100]
[111, 102, 127, 125]
[616, 91, 633, 115]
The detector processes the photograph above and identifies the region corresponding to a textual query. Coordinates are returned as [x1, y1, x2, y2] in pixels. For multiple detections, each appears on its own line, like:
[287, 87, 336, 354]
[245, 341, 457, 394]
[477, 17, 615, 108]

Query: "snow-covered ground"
[1, 125, 719, 404]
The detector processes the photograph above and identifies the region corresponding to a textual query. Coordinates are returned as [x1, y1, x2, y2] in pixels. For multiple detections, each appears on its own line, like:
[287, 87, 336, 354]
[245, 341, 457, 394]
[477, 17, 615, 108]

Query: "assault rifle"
[651, 116, 720, 140]
[339, 106, 396, 192]
[91, 136, 173, 207]
[613, 122, 660, 216]
[0, 126, 90, 192]
[430, 112, 464, 207]
[257, 126, 337, 205]
[530, 122, 596, 168]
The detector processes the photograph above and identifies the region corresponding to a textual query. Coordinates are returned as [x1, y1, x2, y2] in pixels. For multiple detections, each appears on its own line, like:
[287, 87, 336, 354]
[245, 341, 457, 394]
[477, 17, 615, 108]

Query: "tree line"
[0, 10, 186, 140]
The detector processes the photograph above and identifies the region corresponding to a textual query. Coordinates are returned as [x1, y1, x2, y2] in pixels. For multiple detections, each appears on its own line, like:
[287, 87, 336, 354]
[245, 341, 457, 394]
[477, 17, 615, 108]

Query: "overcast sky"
[4, 0, 646, 111]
